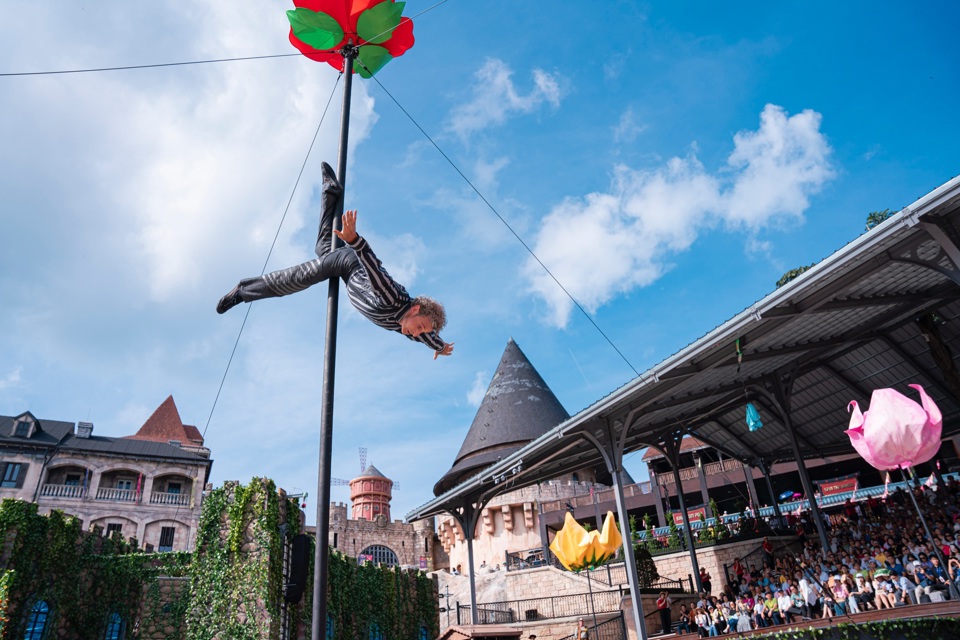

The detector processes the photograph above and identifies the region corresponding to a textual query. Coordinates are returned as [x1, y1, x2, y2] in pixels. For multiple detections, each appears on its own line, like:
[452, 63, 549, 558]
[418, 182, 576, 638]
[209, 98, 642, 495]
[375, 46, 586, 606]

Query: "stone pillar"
[87, 469, 103, 501]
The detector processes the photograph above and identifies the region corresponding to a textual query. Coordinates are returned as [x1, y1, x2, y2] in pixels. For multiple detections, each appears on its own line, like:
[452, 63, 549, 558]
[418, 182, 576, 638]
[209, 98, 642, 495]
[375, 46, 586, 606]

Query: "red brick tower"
[349, 464, 393, 521]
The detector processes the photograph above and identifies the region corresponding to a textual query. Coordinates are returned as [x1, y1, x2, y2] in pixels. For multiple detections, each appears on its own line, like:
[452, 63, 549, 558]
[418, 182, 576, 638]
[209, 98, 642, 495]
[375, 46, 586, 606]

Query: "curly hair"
[412, 295, 446, 333]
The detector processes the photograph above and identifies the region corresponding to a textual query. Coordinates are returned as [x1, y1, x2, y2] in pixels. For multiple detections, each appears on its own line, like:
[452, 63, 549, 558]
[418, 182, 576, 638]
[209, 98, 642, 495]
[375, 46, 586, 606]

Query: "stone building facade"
[326, 464, 438, 570]
[0, 395, 212, 552]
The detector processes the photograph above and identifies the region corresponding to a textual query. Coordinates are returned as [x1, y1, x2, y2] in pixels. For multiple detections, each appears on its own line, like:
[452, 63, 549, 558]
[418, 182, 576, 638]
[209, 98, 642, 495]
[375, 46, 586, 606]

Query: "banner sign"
[815, 473, 859, 496]
[419, 556, 427, 569]
[672, 507, 707, 525]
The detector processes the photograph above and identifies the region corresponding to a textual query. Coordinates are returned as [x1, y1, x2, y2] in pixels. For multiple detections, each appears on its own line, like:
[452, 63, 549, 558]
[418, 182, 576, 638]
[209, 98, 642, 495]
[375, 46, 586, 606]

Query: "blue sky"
[1, 1, 958, 523]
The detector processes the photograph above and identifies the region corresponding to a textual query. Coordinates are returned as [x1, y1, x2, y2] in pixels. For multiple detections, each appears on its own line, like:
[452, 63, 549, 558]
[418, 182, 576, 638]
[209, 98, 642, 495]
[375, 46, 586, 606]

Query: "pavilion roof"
[408, 174, 960, 522]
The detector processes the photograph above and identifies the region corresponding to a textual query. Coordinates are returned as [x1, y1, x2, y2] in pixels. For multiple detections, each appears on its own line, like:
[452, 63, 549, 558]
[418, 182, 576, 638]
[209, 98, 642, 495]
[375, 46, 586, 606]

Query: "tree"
[667, 519, 681, 548]
[865, 209, 893, 231]
[633, 542, 660, 588]
[776, 263, 816, 288]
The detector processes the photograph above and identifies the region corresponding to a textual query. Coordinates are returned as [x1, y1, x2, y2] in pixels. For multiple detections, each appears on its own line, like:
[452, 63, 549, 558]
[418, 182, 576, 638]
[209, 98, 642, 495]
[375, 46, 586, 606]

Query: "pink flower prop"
[846, 384, 942, 470]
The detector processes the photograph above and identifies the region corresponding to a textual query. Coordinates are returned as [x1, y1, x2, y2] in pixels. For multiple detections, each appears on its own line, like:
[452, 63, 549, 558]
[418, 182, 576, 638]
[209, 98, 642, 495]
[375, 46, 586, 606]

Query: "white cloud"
[0, 367, 21, 391]
[467, 370, 489, 406]
[526, 104, 834, 327]
[723, 105, 834, 227]
[447, 59, 563, 140]
[613, 107, 646, 143]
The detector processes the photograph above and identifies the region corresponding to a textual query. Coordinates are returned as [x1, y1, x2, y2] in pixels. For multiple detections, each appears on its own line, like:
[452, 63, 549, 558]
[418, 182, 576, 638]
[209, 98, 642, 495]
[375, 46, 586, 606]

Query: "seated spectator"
[675, 604, 693, 636]
[763, 590, 783, 625]
[893, 571, 916, 606]
[873, 574, 897, 609]
[852, 573, 875, 611]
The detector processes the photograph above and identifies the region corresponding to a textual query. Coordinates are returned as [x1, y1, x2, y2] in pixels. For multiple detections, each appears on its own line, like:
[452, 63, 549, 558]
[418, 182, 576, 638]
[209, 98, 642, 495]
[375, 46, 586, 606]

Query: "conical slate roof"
[434, 339, 569, 495]
[356, 464, 387, 479]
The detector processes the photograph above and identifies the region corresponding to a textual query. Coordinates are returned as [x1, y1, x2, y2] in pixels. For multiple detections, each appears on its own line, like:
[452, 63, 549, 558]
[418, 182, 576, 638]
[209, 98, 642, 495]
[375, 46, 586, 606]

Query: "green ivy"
[0, 479, 439, 640]
[0, 499, 188, 640]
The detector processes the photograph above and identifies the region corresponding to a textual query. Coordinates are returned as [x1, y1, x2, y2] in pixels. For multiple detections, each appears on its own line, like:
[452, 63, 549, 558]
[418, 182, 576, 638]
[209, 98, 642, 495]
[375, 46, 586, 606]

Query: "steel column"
[311, 45, 356, 640]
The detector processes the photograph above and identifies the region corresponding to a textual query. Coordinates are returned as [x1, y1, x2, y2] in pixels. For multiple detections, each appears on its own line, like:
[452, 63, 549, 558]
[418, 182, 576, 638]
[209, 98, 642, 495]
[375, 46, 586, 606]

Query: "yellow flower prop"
[550, 511, 622, 571]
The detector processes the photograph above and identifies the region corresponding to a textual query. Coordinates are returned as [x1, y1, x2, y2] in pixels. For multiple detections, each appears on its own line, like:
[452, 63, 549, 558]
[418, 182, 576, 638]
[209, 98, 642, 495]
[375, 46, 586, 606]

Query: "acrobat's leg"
[315, 161, 344, 259]
[217, 249, 358, 314]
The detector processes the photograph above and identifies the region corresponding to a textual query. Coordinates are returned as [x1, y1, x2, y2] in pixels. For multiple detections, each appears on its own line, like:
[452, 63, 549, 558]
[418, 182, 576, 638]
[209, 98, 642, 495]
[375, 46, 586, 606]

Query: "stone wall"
[135, 577, 189, 640]
[329, 501, 437, 570]
[645, 536, 798, 591]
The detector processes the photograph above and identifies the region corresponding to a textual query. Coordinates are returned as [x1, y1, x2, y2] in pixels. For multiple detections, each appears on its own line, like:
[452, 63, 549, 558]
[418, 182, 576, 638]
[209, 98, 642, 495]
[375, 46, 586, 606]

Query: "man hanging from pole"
[217, 161, 454, 359]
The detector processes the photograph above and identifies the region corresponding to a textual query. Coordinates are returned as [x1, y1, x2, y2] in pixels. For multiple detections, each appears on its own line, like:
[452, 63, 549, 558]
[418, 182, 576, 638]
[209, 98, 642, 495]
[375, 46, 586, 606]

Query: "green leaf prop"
[287, 8, 344, 51]
[356, 0, 405, 44]
[354, 45, 393, 78]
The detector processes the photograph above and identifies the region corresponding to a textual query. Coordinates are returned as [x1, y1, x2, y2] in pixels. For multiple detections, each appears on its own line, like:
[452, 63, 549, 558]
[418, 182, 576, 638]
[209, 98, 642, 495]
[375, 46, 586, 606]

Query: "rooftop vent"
[77, 422, 94, 439]
[168, 440, 182, 447]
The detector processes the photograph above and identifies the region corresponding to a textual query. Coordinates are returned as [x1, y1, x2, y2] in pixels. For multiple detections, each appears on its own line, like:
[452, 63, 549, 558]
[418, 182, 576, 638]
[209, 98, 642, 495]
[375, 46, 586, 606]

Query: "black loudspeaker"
[284, 534, 310, 603]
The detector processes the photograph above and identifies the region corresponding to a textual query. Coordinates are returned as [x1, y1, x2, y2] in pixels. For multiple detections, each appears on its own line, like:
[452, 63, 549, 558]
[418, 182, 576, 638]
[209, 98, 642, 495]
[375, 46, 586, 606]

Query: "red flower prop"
[287, 0, 415, 77]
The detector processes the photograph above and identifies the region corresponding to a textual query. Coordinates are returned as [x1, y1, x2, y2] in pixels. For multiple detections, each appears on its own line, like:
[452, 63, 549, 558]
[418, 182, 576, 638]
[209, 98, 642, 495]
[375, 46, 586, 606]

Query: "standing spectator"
[762, 536, 775, 567]
[575, 618, 589, 640]
[656, 591, 672, 635]
[700, 567, 712, 594]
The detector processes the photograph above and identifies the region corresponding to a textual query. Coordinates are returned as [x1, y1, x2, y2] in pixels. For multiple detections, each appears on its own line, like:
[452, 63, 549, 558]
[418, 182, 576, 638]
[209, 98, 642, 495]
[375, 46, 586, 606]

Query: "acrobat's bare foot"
[217, 285, 243, 314]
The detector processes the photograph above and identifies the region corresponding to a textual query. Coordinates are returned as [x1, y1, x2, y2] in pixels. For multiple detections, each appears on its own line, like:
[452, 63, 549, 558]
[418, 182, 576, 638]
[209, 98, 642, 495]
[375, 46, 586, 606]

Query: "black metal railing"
[457, 589, 624, 625]
[556, 612, 627, 640]
[576, 562, 687, 592]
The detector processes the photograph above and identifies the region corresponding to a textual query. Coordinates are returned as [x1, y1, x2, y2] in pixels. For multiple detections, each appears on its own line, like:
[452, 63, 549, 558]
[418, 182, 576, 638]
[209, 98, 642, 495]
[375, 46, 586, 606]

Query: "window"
[106, 524, 123, 538]
[64, 474, 81, 487]
[368, 623, 384, 640]
[358, 545, 398, 567]
[167, 482, 182, 494]
[104, 612, 125, 640]
[116, 479, 133, 491]
[14, 420, 30, 437]
[158, 527, 176, 552]
[24, 600, 50, 640]
[333, 532, 338, 548]
[1, 463, 24, 489]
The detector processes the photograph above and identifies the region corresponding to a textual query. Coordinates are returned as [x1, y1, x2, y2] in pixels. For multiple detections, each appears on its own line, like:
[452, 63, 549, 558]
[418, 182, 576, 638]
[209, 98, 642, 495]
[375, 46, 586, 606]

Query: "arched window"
[24, 600, 50, 640]
[418, 625, 430, 640]
[104, 612, 125, 640]
[368, 622, 384, 640]
[326, 614, 335, 640]
[358, 545, 398, 567]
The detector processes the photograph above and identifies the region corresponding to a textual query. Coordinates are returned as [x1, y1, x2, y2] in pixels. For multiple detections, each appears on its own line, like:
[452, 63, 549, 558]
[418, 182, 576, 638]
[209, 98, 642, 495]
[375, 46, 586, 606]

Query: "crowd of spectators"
[672, 478, 960, 636]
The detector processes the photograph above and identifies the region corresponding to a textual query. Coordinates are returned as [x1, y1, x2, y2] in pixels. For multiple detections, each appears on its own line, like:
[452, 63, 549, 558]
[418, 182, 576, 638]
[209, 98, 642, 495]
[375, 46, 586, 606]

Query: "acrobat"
[217, 162, 453, 359]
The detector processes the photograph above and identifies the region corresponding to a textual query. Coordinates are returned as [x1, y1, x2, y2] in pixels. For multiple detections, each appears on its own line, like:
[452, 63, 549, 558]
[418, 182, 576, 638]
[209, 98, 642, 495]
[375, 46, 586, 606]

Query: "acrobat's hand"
[333, 209, 359, 244]
[434, 342, 454, 360]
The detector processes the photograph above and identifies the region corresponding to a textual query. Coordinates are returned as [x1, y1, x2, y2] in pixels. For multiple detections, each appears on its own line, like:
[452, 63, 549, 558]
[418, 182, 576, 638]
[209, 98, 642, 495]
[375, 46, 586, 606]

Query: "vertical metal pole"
[312, 45, 356, 640]
[761, 465, 783, 522]
[611, 460, 649, 640]
[672, 463, 703, 592]
[465, 522, 479, 624]
[772, 378, 829, 553]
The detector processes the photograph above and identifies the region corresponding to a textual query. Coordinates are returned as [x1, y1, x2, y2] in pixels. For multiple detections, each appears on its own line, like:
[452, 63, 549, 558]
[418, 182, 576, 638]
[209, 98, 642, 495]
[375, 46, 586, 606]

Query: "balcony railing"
[150, 492, 189, 506]
[39, 484, 86, 499]
[96, 487, 138, 502]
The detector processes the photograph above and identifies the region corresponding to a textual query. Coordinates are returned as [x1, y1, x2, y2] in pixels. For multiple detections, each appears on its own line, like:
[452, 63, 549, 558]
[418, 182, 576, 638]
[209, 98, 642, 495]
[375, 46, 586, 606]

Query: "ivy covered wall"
[0, 478, 439, 640]
[0, 499, 190, 639]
